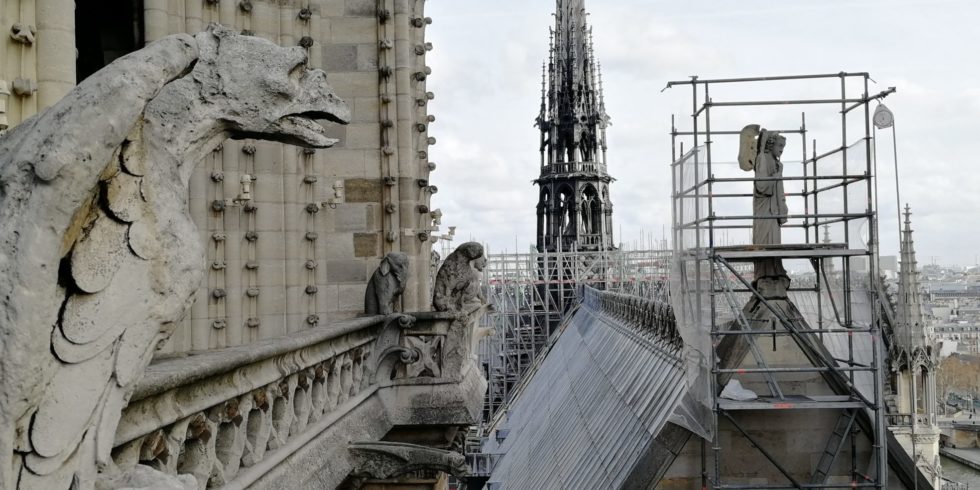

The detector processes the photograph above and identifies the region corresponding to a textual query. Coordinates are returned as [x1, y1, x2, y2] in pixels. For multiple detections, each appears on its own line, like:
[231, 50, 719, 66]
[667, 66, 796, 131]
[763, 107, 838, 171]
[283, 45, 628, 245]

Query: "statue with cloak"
[738, 124, 791, 298]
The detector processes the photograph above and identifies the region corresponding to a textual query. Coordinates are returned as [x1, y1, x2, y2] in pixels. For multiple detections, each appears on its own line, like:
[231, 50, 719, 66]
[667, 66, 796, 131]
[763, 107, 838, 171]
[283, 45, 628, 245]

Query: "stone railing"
[541, 161, 607, 176]
[578, 234, 605, 247]
[942, 479, 969, 490]
[886, 413, 934, 427]
[465, 452, 500, 478]
[887, 413, 914, 427]
[112, 316, 385, 487]
[580, 286, 682, 351]
[112, 309, 488, 488]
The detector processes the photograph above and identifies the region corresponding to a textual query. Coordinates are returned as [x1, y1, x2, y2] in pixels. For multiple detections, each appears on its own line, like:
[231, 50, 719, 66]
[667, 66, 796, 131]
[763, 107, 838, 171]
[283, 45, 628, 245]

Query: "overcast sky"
[426, 0, 980, 266]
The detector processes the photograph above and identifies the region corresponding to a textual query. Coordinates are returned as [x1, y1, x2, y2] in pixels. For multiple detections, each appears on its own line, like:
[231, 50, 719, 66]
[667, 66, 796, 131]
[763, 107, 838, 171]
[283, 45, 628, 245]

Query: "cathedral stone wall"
[0, 0, 77, 125]
[0, 0, 438, 355]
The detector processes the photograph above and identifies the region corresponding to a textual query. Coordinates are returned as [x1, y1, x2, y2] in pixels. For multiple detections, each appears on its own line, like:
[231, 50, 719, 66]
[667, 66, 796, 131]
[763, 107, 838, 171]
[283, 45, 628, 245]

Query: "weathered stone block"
[253, 175, 285, 203]
[327, 260, 368, 283]
[344, 0, 376, 17]
[365, 203, 379, 230]
[353, 233, 380, 258]
[344, 178, 382, 203]
[338, 284, 366, 310]
[321, 149, 367, 177]
[362, 151, 382, 179]
[320, 0, 345, 17]
[326, 71, 379, 98]
[318, 284, 341, 311]
[323, 233, 355, 259]
[344, 123, 381, 149]
[256, 285, 287, 316]
[285, 286, 313, 319]
[321, 44, 358, 72]
[330, 18, 378, 45]
[351, 97, 380, 124]
[356, 44, 379, 71]
[336, 204, 369, 231]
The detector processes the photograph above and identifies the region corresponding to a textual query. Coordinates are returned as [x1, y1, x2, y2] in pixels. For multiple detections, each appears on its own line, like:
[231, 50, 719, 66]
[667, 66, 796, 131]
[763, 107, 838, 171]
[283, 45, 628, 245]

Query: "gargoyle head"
[380, 252, 411, 284]
[192, 25, 351, 148]
[458, 242, 486, 272]
[446, 451, 469, 477]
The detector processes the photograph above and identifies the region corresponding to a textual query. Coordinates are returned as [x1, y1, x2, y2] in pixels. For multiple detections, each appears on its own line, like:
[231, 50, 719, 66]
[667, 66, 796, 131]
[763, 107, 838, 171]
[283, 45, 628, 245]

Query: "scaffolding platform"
[718, 395, 865, 411]
[668, 72, 897, 488]
[711, 243, 867, 261]
[476, 248, 670, 423]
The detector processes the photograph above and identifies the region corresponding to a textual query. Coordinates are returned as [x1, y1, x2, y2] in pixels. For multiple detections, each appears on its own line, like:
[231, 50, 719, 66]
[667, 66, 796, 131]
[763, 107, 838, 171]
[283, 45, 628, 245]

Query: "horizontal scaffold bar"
[664, 72, 870, 88]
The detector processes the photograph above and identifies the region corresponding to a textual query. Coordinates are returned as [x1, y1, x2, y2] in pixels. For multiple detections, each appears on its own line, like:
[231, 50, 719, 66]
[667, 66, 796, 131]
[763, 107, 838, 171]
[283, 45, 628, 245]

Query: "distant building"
[932, 324, 980, 354]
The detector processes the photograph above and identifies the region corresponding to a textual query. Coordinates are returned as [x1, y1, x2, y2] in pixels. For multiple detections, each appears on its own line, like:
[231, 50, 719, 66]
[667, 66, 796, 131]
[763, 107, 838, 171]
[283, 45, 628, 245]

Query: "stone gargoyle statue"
[364, 252, 411, 315]
[432, 242, 493, 375]
[0, 25, 350, 489]
[432, 242, 487, 315]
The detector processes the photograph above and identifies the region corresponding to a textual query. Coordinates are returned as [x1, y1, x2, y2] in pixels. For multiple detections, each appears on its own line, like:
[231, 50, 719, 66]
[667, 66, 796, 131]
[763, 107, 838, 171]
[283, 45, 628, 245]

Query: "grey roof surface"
[483, 302, 686, 489]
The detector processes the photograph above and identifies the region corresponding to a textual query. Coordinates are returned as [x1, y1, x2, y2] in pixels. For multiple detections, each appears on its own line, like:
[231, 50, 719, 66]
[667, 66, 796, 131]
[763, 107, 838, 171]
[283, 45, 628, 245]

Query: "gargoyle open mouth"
[273, 110, 347, 149]
[264, 71, 352, 148]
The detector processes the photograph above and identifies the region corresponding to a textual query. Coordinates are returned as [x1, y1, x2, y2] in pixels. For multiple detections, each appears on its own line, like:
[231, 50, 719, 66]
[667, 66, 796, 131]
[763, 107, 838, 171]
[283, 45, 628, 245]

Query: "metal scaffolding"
[667, 72, 897, 489]
[476, 247, 670, 423]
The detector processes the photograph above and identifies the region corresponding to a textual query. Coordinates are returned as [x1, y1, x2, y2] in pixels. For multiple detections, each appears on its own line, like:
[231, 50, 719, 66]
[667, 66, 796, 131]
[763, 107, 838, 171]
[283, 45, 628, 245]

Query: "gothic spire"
[896, 204, 927, 353]
[535, 0, 615, 253]
[540, 0, 608, 165]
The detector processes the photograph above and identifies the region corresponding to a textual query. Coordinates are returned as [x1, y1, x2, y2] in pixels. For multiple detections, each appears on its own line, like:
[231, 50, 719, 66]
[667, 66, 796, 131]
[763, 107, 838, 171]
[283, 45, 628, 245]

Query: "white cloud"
[426, 0, 980, 264]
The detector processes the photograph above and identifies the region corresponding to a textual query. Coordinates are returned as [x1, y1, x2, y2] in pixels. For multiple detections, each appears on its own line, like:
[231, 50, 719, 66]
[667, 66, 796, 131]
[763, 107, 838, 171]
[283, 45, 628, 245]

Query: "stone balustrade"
[888, 413, 915, 427]
[541, 161, 607, 175]
[578, 234, 605, 247]
[111, 310, 488, 489]
[581, 286, 682, 351]
[886, 413, 936, 428]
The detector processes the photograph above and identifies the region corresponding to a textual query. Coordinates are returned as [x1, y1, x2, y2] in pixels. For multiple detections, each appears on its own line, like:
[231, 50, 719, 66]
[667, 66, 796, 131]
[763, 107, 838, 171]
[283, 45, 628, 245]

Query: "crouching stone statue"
[364, 252, 411, 315]
[431, 242, 492, 375]
[433, 242, 487, 315]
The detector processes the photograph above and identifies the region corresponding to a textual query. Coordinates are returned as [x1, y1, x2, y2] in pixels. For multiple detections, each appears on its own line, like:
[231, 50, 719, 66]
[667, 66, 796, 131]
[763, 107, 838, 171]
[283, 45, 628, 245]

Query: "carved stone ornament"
[433, 242, 487, 314]
[9, 23, 35, 45]
[364, 252, 410, 315]
[0, 25, 350, 489]
[348, 441, 468, 484]
[11, 77, 37, 96]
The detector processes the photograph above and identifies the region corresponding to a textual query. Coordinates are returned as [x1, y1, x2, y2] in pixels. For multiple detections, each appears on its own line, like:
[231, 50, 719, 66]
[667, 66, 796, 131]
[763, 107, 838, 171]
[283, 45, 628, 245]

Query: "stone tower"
[534, 0, 614, 253]
[890, 204, 942, 488]
[0, 0, 439, 350]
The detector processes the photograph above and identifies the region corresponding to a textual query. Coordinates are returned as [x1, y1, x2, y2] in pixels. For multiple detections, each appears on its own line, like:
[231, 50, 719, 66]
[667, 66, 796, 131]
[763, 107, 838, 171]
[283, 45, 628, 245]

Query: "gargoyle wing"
[0, 35, 200, 485]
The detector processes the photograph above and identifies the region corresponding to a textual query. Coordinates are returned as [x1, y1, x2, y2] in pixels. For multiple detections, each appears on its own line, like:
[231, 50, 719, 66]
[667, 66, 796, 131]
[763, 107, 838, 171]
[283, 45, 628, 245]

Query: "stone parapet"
[112, 311, 487, 488]
[581, 286, 682, 350]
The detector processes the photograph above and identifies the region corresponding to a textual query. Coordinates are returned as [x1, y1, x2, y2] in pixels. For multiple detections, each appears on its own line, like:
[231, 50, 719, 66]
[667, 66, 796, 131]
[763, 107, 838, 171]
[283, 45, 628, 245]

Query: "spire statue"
[738, 124, 790, 297]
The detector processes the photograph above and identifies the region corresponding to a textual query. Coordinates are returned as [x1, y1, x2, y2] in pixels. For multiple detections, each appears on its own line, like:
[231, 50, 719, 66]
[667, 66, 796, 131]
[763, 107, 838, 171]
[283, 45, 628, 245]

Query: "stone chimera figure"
[432, 242, 487, 314]
[364, 252, 411, 315]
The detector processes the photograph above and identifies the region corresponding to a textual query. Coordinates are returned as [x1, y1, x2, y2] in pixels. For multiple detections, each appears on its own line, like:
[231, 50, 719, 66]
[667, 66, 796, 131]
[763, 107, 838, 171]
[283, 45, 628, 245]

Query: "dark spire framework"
[894, 204, 932, 366]
[535, 0, 614, 253]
